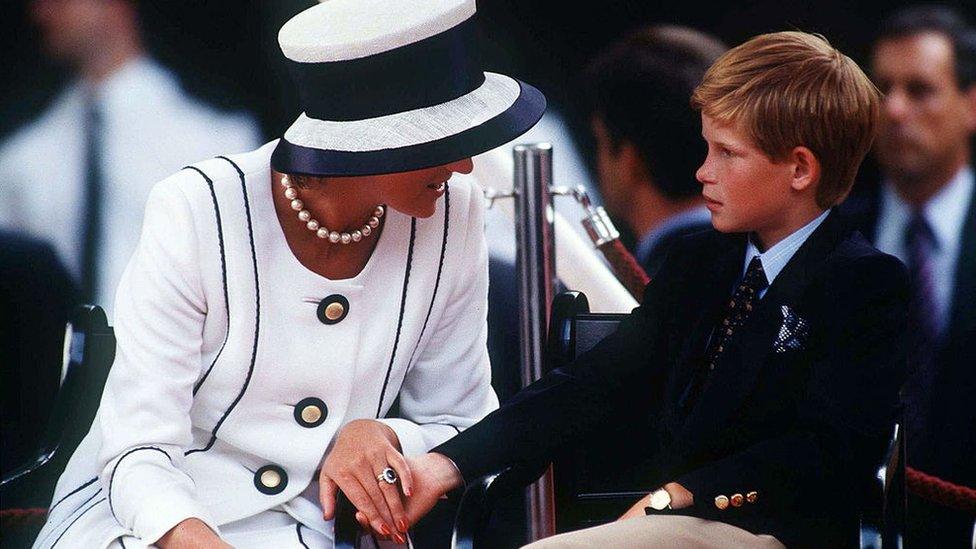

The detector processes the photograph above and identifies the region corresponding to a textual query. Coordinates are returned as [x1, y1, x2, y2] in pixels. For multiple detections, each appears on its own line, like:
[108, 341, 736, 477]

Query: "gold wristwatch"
[648, 487, 673, 511]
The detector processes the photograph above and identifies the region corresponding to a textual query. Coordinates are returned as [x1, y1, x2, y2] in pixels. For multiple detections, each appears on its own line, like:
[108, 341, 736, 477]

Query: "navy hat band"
[286, 17, 484, 122]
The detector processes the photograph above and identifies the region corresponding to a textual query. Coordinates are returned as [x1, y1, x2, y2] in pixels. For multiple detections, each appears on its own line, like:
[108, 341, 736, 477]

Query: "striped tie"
[902, 211, 940, 456]
[80, 98, 103, 303]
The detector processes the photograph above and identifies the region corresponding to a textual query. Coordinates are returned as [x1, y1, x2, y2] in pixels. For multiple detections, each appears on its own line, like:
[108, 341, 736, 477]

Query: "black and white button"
[254, 464, 288, 495]
[295, 397, 328, 428]
[317, 295, 349, 324]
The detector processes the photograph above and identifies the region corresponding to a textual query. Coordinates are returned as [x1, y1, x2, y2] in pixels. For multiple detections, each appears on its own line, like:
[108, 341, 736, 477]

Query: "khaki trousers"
[523, 515, 786, 549]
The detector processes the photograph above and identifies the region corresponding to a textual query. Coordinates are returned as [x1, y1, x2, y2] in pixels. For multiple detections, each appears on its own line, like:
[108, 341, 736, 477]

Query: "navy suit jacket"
[435, 211, 909, 547]
[841, 184, 976, 546]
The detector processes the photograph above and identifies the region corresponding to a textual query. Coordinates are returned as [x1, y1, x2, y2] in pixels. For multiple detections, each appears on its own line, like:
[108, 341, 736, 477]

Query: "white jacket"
[33, 141, 498, 548]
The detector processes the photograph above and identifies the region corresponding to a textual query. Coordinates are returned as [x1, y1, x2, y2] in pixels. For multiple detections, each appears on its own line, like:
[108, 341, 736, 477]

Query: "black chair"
[1, 305, 116, 548]
[453, 291, 906, 548]
[0, 305, 362, 549]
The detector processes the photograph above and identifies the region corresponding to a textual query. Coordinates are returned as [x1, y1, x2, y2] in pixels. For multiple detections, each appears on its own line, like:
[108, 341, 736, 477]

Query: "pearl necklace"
[280, 174, 384, 244]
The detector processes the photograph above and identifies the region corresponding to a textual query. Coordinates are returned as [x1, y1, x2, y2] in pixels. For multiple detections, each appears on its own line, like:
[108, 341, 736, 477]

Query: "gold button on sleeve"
[746, 491, 758, 504]
[714, 495, 730, 510]
[730, 493, 744, 507]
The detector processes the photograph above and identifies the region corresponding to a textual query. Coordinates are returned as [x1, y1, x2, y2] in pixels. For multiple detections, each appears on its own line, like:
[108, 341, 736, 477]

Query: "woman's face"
[369, 158, 475, 218]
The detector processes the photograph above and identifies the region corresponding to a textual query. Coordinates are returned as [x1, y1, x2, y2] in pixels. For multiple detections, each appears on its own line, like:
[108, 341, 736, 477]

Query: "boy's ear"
[789, 146, 820, 193]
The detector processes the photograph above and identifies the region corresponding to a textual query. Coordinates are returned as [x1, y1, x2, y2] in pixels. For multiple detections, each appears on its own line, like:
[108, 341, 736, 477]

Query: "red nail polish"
[380, 524, 391, 536]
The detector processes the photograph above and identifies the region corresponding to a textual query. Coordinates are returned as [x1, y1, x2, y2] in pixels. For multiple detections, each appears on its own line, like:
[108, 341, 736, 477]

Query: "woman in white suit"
[31, 0, 546, 547]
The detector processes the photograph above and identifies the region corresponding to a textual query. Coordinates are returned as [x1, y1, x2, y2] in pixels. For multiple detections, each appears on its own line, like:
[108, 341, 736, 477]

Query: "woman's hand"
[618, 482, 694, 521]
[319, 419, 414, 543]
[156, 518, 232, 548]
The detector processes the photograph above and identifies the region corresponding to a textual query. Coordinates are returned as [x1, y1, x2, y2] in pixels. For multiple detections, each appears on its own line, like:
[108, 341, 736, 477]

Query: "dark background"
[2, 0, 975, 184]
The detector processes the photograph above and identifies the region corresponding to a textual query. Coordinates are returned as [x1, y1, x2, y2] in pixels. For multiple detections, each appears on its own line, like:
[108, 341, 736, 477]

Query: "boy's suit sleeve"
[674, 254, 909, 520]
[432, 242, 690, 484]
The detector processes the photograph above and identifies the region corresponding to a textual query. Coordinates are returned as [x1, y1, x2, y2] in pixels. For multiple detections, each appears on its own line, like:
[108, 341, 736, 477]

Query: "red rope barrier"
[597, 239, 650, 302]
[907, 467, 976, 514]
[0, 507, 48, 529]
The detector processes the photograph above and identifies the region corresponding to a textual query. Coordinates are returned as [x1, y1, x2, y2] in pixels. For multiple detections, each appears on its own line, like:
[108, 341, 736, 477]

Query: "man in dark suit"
[386, 32, 908, 548]
[843, 6, 976, 546]
[583, 26, 726, 277]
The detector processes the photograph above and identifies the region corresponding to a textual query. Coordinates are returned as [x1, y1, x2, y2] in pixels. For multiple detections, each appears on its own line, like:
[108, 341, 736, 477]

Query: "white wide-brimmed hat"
[271, 0, 547, 177]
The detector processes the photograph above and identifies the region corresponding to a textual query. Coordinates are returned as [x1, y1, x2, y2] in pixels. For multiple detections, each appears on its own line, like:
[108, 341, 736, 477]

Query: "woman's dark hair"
[582, 25, 726, 200]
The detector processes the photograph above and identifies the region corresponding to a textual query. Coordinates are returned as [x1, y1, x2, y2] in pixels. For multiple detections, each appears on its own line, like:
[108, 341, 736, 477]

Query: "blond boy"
[392, 31, 909, 548]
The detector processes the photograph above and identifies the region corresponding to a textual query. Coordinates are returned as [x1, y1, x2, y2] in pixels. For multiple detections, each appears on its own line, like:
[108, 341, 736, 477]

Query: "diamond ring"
[377, 467, 398, 485]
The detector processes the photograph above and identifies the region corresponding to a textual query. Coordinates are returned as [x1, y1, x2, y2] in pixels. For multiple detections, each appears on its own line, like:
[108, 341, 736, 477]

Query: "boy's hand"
[399, 453, 464, 527]
[618, 482, 694, 521]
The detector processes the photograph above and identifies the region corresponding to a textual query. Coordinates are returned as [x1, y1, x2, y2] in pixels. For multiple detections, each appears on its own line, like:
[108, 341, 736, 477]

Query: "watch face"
[650, 489, 671, 510]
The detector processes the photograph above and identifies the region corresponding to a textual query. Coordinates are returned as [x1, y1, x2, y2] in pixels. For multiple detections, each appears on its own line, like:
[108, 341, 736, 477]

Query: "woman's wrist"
[341, 419, 401, 451]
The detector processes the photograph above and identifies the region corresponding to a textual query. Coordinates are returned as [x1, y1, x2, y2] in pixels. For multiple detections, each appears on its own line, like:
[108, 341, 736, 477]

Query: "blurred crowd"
[1, 0, 974, 546]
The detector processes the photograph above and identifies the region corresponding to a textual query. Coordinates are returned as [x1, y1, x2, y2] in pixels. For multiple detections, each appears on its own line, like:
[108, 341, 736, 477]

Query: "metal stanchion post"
[513, 143, 557, 542]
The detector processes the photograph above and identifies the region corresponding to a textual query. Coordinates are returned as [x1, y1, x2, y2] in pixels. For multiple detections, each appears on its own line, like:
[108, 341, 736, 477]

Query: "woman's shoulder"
[144, 142, 276, 214]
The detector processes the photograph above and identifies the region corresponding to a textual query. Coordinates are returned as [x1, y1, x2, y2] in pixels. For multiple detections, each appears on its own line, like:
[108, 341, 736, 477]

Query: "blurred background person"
[844, 5, 976, 546]
[581, 25, 726, 277]
[0, 0, 261, 315]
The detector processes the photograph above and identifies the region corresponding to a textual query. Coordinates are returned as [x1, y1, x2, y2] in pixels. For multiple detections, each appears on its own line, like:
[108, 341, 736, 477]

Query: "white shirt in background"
[0, 57, 262, 316]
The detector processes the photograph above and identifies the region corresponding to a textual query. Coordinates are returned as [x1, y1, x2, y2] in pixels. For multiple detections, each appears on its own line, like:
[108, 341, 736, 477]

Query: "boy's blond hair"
[691, 31, 880, 208]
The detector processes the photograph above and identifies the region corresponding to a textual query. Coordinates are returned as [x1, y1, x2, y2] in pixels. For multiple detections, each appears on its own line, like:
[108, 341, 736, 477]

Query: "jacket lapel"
[665, 234, 745, 410]
[676, 211, 849, 453]
[945, 185, 976, 349]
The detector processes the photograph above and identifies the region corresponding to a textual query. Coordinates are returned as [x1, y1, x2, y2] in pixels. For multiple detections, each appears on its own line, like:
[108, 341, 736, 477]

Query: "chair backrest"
[0, 305, 115, 546]
[1, 306, 115, 499]
[545, 292, 654, 533]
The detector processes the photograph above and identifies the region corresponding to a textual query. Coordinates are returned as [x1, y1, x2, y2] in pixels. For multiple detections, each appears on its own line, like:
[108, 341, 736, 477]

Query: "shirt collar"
[635, 206, 711, 264]
[743, 209, 831, 285]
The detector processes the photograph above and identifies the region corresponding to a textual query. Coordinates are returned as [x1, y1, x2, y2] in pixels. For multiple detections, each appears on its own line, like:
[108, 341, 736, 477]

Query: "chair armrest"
[859, 423, 903, 549]
[452, 461, 550, 549]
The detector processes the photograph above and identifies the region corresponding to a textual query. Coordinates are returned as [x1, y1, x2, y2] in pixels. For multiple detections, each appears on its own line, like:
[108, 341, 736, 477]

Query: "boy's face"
[696, 114, 796, 237]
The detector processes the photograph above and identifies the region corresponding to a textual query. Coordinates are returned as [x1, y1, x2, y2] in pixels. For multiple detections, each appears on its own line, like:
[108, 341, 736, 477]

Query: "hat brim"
[271, 75, 546, 177]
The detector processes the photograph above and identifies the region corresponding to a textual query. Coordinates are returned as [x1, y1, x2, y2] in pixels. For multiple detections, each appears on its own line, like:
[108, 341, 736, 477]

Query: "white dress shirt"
[874, 166, 974, 335]
[743, 209, 831, 298]
[0, 57, 261, 316]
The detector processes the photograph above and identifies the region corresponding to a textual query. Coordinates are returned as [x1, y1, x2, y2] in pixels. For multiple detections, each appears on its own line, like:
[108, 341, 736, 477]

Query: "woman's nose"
[448, 158, 474, 175]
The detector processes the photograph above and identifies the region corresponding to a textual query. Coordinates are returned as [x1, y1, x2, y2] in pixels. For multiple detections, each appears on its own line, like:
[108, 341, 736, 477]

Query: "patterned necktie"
[680, 256, 769, 412]
[901, 211, 940, 456]
[80, 98, 103, 303]
[704, 256, 769, 370]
